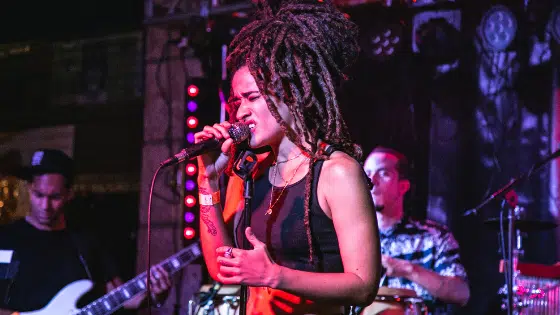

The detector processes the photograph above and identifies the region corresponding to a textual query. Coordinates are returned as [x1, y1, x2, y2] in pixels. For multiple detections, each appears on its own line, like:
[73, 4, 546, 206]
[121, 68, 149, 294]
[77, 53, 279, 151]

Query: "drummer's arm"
[407, 266, 469, 305]
[411, 231, 469, 305]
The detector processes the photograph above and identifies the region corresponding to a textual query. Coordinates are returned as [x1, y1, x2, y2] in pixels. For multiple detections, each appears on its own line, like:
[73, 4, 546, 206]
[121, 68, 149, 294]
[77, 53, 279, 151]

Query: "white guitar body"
[12, 243, 201, 315]
[20, 280, 94, 315]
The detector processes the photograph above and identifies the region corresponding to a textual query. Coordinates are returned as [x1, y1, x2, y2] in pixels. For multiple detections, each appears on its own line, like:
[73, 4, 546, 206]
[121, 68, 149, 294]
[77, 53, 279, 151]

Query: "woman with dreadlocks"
[194, 0, 381, 313]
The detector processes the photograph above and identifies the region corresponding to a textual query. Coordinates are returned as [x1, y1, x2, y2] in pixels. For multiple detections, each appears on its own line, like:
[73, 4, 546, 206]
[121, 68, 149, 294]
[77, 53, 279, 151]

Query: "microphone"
[160, 122, 251, 167]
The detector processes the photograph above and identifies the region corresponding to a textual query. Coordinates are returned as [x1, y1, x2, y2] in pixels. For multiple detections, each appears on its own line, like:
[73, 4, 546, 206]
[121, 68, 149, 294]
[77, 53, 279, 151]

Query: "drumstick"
[379, 267, 387, 287]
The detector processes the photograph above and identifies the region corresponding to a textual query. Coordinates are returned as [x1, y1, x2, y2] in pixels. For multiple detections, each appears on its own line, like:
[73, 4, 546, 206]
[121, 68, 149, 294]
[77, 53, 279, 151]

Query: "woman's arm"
[277, 154, 381, 304]
[216, 154, 382, 306]
[201, 151, 273, 279]
[198, 177, 237, 280]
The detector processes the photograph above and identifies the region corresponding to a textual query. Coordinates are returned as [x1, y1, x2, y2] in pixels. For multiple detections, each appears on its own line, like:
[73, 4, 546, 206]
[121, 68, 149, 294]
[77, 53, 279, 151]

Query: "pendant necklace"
[266, 156, 308, 215]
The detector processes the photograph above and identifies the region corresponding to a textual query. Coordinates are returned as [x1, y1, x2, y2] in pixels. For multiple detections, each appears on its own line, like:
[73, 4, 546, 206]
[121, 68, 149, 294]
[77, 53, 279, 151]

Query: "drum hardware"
[494, 205, 529, 315]
[498, 283, 547, 311]
[195, 297, 240, 315]
[222, 296, 240, 309]
[485, 201, 560, 310]
[511, 276, 560, 314]
[360, 287, 428, 315]
[483, 218, 558, 233]
[493, 206, 560, 314]
[465, 146, 560, 315]
[188, 284, 241, 315]
[497, 261, 560, 314]
[197, 299, 217, 315]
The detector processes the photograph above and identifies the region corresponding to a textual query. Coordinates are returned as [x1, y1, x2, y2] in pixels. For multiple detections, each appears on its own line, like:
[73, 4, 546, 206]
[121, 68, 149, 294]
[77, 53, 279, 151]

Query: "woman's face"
[230, 66, 294, 149]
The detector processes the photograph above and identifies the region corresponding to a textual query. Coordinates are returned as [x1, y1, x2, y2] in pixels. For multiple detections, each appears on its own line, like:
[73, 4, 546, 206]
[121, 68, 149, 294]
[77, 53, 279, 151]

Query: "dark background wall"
[0, 0, 559, 314]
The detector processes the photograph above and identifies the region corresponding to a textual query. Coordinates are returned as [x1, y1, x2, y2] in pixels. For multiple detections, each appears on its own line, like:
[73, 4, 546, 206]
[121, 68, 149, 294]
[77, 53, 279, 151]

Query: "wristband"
[199, 191, 221, 206]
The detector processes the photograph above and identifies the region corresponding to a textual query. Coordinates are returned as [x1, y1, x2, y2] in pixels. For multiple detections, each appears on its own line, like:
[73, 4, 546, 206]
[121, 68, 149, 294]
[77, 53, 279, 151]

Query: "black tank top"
[234, 157, 343, 273]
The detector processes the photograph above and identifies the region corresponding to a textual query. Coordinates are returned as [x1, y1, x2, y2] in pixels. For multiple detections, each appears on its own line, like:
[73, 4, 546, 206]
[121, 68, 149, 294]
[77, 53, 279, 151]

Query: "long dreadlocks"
[226, 0, 362, 266]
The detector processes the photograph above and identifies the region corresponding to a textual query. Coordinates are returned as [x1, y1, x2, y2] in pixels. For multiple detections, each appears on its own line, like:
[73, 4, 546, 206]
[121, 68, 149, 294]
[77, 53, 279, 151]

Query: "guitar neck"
[75, 242, 201, 315]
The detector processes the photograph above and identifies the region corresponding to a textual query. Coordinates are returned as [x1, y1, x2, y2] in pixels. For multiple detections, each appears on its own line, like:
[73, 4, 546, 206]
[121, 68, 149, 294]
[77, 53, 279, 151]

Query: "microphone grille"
[228, 122, 251, 144]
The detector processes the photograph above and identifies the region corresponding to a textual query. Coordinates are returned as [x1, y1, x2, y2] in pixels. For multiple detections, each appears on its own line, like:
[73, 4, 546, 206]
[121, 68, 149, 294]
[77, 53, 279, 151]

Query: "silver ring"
[224, 247, 233, 258]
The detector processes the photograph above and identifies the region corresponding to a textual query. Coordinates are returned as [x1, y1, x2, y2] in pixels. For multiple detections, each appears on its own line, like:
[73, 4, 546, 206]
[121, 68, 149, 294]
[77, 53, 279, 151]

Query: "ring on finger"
[224, 247, 233, 258]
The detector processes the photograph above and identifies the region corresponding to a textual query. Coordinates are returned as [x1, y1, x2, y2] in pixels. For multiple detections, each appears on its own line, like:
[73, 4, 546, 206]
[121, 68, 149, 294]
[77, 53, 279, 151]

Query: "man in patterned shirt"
[363, 147, 470, 313]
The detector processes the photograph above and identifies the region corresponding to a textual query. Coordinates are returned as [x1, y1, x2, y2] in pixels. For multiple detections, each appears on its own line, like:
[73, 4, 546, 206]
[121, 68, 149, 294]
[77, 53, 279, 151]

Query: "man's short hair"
[370, 146, 410, 180]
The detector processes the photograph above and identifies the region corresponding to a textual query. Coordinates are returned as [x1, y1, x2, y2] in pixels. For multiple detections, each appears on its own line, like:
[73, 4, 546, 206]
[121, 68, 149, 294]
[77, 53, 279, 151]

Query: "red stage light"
[184, 195, 196, 207]
[187, 85, 199, 97]
[184, 227, 196, 239]
[186, 116, 199, 128]
[186, 164, 197, 175]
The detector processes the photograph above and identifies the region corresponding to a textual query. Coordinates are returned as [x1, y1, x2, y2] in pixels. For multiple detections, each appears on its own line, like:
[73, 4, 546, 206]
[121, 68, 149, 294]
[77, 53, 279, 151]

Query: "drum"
[361, 287, 428, 315]
[190, 284, 240, 315]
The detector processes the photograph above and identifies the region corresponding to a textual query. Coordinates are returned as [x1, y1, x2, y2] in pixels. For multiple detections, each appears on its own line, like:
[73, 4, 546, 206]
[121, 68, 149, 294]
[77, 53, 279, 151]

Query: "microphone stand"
[464, 147, 560, 315]
[233, 150, 259, 315]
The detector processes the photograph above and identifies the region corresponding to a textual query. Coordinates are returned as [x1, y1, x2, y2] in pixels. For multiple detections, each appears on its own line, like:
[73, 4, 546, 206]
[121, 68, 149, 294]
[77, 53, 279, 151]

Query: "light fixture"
[184, 212, 196, 223]
[185, 164, 197, 176]
[187, 84, 199, 97]
[361, 21, 404, 61]
[548, 6, 560, 44]
[187, 100, 198, 112]
[186, 116, 199, 129]
[184, 227, 196, 240]
[479, 5, 517, 52]
[185, 179, 196, 191]
[186, 132, 195, 144]
[184, 195, 196, 207]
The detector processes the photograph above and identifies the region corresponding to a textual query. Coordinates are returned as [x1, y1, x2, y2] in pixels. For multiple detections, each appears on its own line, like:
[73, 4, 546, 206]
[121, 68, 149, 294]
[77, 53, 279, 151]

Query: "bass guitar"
[16, 242, 201, 315]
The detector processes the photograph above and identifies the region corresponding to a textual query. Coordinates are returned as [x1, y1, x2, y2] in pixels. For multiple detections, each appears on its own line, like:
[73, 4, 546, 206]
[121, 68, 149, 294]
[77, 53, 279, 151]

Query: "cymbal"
[484, 218, 558, 232]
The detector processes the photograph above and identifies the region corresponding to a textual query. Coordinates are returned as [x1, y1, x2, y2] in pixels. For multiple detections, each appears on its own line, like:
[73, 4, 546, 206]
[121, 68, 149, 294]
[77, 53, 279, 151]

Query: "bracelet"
[199, 191, 221, 206]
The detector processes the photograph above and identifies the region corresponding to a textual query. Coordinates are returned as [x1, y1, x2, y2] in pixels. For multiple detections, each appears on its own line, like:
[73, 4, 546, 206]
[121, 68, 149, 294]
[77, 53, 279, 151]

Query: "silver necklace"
[273, 151, 303, 165]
